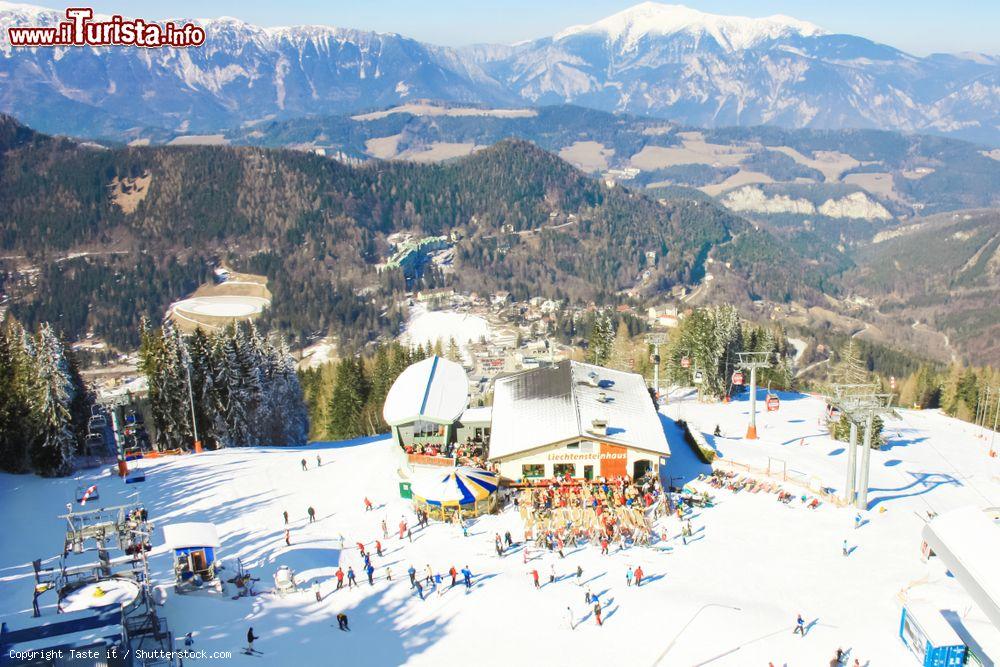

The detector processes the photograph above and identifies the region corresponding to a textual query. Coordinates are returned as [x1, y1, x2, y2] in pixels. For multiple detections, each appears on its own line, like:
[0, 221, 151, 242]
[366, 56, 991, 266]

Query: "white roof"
[459, 406, 493, 424]
[383, 356, 469, 426]
[921, 506, 1000, 628]
[162, 522, 220, 549]
[903, 601, 964, 646]
[488, 360, 670, 460]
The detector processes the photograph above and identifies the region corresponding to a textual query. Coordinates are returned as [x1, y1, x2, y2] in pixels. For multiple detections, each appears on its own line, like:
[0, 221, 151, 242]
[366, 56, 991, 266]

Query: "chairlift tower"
[855, 393, 898, 510]
[827, 384, 875, 505]
[736, 351, 772, 440]
[645, 333, 668, 405]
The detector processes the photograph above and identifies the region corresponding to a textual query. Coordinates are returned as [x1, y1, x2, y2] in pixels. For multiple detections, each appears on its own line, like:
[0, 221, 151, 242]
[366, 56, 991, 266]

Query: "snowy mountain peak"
[554, 2, 827, 51]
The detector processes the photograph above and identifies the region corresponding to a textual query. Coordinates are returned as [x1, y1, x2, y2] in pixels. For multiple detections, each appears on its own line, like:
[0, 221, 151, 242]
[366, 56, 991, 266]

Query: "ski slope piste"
[0, 390, 999, 665]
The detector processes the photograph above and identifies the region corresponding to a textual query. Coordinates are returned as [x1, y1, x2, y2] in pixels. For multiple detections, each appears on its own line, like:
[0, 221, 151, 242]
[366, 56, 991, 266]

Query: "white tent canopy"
[383, 356, 469, 426]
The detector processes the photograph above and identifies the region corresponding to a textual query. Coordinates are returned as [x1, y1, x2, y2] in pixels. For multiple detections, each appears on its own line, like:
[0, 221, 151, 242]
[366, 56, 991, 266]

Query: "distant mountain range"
[2, 1, 1000, 145]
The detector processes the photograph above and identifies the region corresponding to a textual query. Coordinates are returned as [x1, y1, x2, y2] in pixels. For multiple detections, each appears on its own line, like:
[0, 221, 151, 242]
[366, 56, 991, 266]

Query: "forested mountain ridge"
[0, 114, 829, 350]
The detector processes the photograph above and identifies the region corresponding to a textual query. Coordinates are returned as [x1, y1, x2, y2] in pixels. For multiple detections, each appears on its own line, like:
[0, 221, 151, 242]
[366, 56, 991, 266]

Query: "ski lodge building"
[487, 360, 670, 481]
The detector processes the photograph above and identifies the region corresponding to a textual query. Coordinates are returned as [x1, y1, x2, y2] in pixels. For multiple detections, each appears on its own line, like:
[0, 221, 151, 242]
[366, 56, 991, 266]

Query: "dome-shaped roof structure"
[411, 466, 498, 507]
[382, 355, 469, 426]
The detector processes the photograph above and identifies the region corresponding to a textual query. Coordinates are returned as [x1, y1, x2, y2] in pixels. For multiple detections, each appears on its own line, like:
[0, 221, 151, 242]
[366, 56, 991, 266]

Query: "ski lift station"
[162, 522, 222, 594]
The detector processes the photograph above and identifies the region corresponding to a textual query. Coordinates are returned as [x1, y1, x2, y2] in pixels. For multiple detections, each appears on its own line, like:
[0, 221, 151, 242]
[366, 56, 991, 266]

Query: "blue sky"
[81, 1, 999, 55]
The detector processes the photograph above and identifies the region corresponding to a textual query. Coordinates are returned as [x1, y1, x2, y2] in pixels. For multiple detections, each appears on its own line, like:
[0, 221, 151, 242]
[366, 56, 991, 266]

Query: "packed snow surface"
[403, 304, 490, 350]
[1, 392, 999, 665]
[170, 296, 269, 318]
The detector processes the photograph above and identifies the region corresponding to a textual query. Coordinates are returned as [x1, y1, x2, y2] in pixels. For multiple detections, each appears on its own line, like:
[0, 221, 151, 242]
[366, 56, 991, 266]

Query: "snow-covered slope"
[554, 2, 826, 52]
[1, 393, 998, 664]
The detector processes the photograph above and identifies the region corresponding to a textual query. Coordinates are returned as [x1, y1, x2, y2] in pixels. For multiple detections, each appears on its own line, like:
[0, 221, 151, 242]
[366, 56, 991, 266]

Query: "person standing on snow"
[382, 519, 388, 539]
[793, 614, 805, 636]
[347, 567, 357, 589]
[842, 539, 849, 557]
[336, 613, 349, 631]
[316, 455, 321, 468]
[301, 459, 307, 471]
[335, 567, 344, 590]
[462, 566, 472, 589]
[375, 540, 383, 558]
[408, 565, 417, 588]
[364, 497, 373, 512]
[449, 566, 458, 587]
[282, 510, 289, 525]
[549, 564, 556, 585]
[593, 601, 603, 626]
[366, 563, 375, 586]
[625, 566, 633, 587]
[246, 627, 260, 653]
[425, 564, 434, 586]
[634, 566, 644, 587]
[576, 565, 583, 586]
[284, 530, 290, 547]
[415, 580, 424, 600]
[531, 569, 540, 589]
[307, 506, 316, 523]
[567, 606, 575, 630]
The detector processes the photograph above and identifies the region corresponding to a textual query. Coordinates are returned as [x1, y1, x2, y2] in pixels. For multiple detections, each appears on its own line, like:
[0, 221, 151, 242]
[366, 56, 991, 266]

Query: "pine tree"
[836, 340, 869, 385]
[588, 311, 614, 366]
[608, 320, 634, 371]
[0, 318, 34, 473]
[274, 337, 309, 445]
[31, 324, 76, 476]
[328, 357, 368, 439]
[446, 337, 460, 362]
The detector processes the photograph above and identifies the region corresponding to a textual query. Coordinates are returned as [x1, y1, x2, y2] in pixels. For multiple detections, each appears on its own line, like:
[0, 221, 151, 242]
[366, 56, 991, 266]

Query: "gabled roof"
[383, 356, 469, 426]
[488, 360, 670, 460]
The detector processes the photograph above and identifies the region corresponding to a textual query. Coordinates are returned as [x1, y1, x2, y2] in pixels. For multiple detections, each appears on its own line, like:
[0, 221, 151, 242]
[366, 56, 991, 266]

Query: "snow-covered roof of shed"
[162, 522, 220, 550]
[488, 360, 670, 460]
[383, 356, 469, 426]
[459, 406, 493, 424]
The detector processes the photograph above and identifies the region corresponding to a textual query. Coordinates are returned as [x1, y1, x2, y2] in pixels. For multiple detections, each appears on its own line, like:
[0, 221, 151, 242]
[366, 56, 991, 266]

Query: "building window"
[566, 442, 579, 449]
[553, 463, 576, 478]
[522, 464, 545, 479]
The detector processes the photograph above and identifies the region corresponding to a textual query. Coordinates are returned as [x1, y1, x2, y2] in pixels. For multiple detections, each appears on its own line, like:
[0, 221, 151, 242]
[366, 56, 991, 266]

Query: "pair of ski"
[242, 647, 264, 656]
